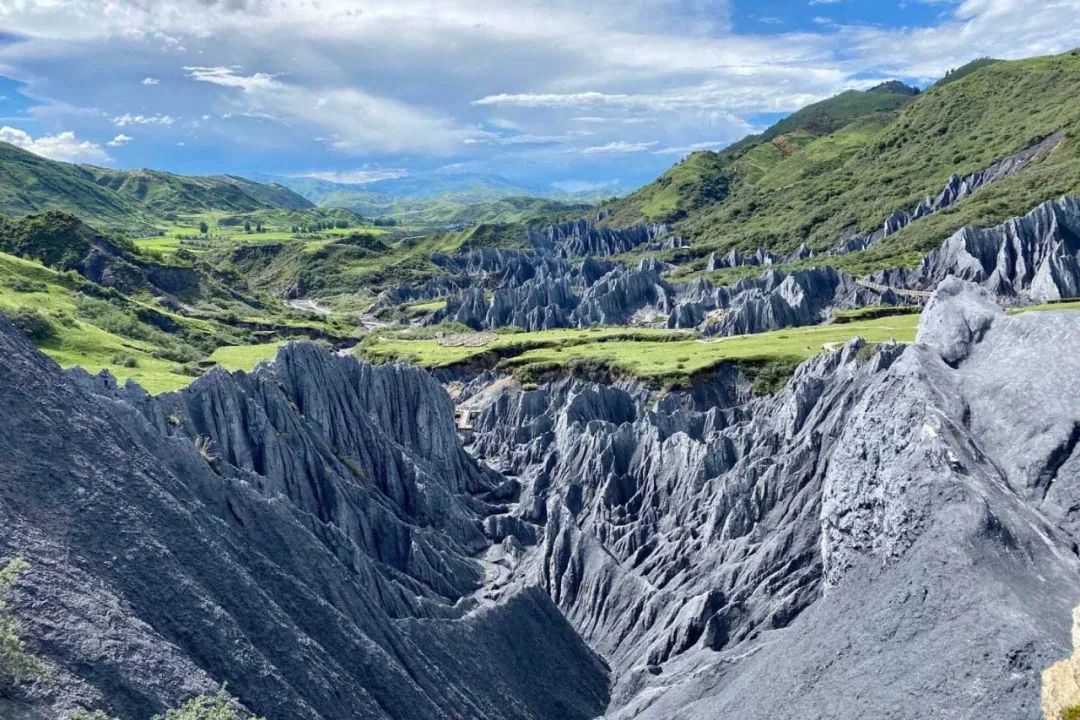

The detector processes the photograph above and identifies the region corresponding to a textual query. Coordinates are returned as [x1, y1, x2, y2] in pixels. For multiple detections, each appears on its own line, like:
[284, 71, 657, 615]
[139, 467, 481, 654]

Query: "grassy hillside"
[85, 167, 313, 215]
[0, 142, 314, 228]
[290, 182, 591, 227]
[603, 151, 733, 225]
[693, 51, 1080, 264]
[934, 57, 1002, 87]
[0, 142, 138, 224]
[374, 195, 591, 227]
[603, 83, 920, 225]
[0, 212, 356, 392]
[609, 50, 1080, 279]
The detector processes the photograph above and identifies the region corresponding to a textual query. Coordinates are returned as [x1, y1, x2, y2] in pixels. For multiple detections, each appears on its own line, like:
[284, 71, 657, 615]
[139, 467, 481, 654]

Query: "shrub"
[2, 277, 48, 293]
[110, 352, 139, 368]
[74, 686, 264, 720]
[152, 685, 263, 720]
[6, 307, 56, 342]
[0, 558, 44, 695]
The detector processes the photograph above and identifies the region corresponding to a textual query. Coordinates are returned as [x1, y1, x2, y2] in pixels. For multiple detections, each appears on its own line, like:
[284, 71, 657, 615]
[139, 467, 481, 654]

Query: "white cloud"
[653, 140, 727, 155]
[0, 126, 111, 163]
[106, 133, 132, 146]
[582, 140, 657, 154]
[141, 77, 159, 85]
[474, 81, 836, 115]
[298, 168, 410, 184]
[551, 178, 622, 193]
[112, 113, 174, 127]
[0, 0, 1077, 181]
[185, 65, 477, 154]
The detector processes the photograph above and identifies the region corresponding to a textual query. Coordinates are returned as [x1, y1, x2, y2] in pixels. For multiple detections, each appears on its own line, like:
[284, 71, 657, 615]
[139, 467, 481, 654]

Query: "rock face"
[0, 327, 608, 720]
[914, 195, 1080, 301]
[465, 279, 1080, 718]
[528, 218, 669, 257]
[3, 279, 1080, 720]
[433, 258, 879, 337]
[1043, 605, 1080, 720]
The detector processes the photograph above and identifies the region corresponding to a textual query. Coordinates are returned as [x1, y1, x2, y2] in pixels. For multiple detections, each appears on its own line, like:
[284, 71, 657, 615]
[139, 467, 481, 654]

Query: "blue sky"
[0, 0, 1077, 194]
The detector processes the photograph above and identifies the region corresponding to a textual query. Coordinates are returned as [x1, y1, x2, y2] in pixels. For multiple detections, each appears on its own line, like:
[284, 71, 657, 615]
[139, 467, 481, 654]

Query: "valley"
[2, 36, 1080, 720]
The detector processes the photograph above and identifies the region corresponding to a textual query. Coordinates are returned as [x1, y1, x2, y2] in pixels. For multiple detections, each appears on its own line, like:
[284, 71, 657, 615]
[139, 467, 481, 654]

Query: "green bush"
[0, 558, 44, 695]
[74, 685, 264, 720]
[152, 685, 263, 720]
[2, 276, 48, 293]
[1063, 706, 1080, 720]
[110, 352, 139, 368]
[6, 307, 56, 341]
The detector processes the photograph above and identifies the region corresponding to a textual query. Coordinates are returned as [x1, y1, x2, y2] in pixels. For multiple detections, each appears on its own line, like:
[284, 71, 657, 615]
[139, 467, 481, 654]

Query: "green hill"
[86, 167, 313, 215]
[934, 57, 1001, 87]
[0, 142, 137, 224]
[603, 82, 920, 225]
[0, 142, 313, 227]
[604, 50, 1080, 277]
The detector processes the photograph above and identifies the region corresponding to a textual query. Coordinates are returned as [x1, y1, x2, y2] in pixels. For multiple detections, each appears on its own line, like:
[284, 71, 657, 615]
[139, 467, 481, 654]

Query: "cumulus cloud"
[141, 77, 159, 85]
[0, 0, 1077, 181]
[653, 140, 727, 155]
[0, 126, 110, 163]
[185, 65, 477, 154]
[106, 133, 132, 146]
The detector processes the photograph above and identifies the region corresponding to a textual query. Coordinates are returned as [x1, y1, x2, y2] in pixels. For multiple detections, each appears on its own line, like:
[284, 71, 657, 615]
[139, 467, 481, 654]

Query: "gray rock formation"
[465, 279, 1080, 718]
[668, 266, 889, 336]
[913, 195, 1080, 301]
[4, 280, 1078, 719]
[529, 218, 669, 257]
[703, 244, 813, 271]
[0, 328, 608, 720]
[433, 257, 883, 338]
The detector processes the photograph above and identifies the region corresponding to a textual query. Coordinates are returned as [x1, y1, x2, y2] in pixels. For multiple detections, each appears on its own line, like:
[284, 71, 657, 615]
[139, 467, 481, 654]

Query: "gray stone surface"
[3, 280, 1079, 719]
[528, 218, 669, 257]
[0, 330, 608, 720]
[465, 280, 1080, 718]
[914, 195, 1080, 301]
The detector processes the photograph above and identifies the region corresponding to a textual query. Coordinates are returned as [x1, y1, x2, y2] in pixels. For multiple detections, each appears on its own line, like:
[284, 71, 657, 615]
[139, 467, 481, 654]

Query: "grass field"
[208, 341, 286, 372]
[133, 210, 391, 256]
[358, 326, 691, 367]
[359, 317, 915, 383]
[358, 299, 1080, 385]
[0, 252, 197, 392]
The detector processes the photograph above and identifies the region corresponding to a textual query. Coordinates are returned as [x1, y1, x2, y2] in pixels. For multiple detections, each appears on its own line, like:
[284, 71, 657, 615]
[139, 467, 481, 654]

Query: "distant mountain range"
[264, 170, 613, 226]
[0, 141, 314, 227]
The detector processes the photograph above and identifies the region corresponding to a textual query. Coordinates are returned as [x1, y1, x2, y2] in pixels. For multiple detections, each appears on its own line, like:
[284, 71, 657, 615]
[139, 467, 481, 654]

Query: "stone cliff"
[1, 279, 1079, 719]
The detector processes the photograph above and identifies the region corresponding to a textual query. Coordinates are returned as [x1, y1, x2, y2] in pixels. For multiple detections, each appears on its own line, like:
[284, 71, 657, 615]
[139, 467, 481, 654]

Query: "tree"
[199, 222, 209, 235]
[255, 222, 263, 233]
[74, 685, 263, 720]
[152, 685, 264, 720]
[243, 221, 251, 233]
[0, 558, 44, 695]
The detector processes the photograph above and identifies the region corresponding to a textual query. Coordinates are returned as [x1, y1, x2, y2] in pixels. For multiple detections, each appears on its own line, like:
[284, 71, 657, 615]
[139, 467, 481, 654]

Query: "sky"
[0, 0, 1078, 194]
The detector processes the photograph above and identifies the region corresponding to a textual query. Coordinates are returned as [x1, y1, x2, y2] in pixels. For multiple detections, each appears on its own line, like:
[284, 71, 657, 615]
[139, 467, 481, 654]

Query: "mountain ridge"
[0, 142, 314, 226]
